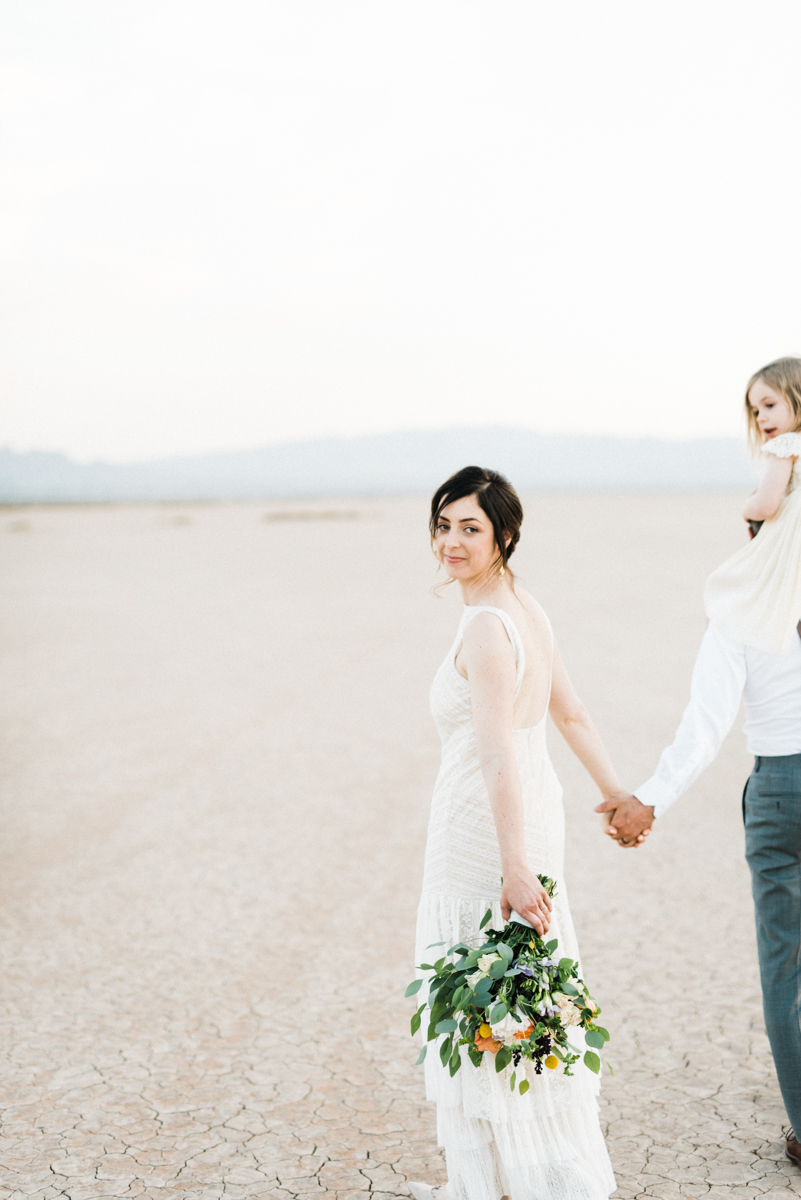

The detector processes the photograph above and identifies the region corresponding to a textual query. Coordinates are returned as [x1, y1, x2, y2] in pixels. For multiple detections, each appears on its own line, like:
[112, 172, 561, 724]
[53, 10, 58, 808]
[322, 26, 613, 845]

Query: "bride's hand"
[500, 866, 552, 935]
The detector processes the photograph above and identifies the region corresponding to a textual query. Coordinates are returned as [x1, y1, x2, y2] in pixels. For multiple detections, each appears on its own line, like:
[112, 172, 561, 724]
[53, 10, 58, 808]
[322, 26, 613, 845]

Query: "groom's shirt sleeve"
[634, 623, 747, 819]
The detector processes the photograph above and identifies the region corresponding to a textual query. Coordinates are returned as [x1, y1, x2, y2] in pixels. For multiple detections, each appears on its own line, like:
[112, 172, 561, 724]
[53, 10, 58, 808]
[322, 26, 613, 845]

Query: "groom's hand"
[594, 793, 655, 847]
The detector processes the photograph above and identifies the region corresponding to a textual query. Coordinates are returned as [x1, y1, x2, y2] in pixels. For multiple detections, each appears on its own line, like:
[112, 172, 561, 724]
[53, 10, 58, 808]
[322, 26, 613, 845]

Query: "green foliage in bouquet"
[405, 876, 610, 1092]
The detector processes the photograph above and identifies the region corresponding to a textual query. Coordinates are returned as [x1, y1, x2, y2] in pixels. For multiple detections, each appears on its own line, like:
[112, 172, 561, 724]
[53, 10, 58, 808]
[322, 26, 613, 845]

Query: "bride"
[411, 466, 628, 1200]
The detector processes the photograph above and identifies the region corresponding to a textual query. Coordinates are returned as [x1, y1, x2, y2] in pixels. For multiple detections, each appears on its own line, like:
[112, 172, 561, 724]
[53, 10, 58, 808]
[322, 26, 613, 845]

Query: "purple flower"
[517, 965, 534, 977]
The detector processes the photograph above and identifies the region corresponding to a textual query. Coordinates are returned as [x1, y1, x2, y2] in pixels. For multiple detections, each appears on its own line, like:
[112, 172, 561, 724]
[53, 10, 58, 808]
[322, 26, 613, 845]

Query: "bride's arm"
[549, 643, 629, 809]
[461, 614, 552, 934]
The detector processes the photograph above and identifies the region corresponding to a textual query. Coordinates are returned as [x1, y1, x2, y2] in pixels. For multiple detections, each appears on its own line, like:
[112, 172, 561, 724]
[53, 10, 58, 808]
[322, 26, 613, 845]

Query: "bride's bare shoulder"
[513, 587, 550, 630]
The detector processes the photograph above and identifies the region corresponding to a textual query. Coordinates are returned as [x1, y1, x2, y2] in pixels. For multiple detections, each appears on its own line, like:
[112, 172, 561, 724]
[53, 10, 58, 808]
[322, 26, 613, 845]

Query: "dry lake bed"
[1, 493, 799, 1200]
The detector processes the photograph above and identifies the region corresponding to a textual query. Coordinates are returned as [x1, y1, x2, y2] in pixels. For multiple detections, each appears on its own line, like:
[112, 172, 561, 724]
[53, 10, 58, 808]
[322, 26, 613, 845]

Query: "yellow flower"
[479, 1023, 492, 1038]
[544, 1055, 559, 1070]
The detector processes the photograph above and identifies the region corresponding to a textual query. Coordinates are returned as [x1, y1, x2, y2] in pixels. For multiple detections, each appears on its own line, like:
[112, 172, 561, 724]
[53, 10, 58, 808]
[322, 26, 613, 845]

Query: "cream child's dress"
[416, 605, 615, 1200]
[704, 432, 801, 654]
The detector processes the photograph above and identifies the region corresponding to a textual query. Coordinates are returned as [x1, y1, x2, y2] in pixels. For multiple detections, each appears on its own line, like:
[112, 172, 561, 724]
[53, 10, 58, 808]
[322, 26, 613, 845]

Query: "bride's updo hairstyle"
[430, 465, 523, 577]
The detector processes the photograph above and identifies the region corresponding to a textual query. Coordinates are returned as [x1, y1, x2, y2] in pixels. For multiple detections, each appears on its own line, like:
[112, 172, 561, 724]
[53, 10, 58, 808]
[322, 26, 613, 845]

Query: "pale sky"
[2, 1, 801, 462]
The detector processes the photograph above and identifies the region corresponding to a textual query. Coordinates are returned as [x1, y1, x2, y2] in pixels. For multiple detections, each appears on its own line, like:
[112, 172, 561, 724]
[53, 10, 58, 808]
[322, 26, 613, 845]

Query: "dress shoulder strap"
[461, 606, 526, 697]
[541, 607, 555, 708]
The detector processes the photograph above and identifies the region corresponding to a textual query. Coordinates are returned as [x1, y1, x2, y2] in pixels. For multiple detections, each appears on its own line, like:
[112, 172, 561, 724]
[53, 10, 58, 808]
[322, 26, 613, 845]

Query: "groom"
[597, 618, 801, 1167]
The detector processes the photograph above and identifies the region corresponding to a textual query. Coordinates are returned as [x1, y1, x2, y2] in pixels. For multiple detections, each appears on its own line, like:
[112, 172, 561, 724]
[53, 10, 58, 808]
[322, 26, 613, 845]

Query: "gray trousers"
[743, 753, 801, 1135]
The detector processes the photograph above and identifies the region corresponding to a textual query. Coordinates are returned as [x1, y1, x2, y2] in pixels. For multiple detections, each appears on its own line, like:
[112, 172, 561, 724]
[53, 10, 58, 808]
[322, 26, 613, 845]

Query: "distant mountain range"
[0, 428, 755, 504]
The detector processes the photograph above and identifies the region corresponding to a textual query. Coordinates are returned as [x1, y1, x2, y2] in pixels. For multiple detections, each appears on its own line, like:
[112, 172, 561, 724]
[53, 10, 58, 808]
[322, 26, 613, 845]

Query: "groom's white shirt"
[635, 621, 801, 819]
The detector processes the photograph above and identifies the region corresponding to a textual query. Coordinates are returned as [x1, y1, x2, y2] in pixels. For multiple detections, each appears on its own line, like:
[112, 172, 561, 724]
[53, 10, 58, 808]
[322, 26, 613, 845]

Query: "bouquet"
[406, 876, 609, 1093]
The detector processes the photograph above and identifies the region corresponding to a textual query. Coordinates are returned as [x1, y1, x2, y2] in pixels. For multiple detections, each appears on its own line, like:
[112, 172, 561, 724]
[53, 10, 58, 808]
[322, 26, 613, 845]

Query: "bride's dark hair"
[430, 465, 523, 576]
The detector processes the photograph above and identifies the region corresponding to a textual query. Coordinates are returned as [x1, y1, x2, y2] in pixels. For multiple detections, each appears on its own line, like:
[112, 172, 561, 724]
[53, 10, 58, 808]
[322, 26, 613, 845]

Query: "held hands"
[594, 791, 655, 848]
[500, 865, 553, 935]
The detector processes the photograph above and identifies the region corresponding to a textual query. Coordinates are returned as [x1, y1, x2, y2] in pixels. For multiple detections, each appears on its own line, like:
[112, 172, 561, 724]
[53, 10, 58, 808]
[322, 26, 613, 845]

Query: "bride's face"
[434, 494, 500, 581]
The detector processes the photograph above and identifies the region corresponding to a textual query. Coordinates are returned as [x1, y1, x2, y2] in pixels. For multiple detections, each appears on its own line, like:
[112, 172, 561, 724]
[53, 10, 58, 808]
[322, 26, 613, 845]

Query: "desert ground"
[1, 492, 799, 1200]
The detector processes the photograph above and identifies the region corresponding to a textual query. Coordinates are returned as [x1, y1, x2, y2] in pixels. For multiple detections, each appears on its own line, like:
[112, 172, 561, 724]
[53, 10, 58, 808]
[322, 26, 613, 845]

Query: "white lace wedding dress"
[415, 605, 616, 1200]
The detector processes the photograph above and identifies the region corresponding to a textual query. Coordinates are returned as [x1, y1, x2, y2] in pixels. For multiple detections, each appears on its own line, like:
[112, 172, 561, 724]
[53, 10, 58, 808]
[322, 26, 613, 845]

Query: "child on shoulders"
[704, 357, 801, 655]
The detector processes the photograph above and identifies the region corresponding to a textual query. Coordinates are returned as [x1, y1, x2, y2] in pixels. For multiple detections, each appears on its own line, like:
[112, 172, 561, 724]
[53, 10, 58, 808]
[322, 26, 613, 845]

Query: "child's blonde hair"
[744, 356, 801, 449]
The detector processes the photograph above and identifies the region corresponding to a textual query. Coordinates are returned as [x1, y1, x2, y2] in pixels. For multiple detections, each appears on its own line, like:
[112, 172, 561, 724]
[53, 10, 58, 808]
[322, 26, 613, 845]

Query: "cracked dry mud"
[1, 493, 800, 1200]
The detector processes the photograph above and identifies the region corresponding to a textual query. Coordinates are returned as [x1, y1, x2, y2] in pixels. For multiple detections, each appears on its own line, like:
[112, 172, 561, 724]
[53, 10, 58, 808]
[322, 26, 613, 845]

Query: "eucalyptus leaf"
[440, 1036, 453, 1066]
[545, 939, 558, 953]
[429, 1004, 450, 1029]
[583, 1050, 601, 1074]
[435, 1019, 458, 1034]
[489, 1002, 508, 1024]
[496, 942, 514, 964]
[405, 979, 423, 997]
[595, 1025, 610, 1042]
[495, 1046, 513, 1072]
[518, 1079, 530, 1095]
[558, 958, 574, 974]
[415, 1045, 427, 1065]
[426, 941, 447, 948]
[509, 1070, 516, 1092]
[479, 907, 493, 930]
[489, 960, 507, 980]
[585, 1029, 605, 1050]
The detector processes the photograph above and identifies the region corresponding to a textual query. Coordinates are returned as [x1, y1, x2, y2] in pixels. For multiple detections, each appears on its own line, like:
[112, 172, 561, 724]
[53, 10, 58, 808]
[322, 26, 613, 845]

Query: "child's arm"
[743, 453, 795, 521]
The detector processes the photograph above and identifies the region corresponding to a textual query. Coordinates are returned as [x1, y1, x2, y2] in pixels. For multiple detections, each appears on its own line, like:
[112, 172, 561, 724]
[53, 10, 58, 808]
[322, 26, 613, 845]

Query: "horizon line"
[1, 425, 748, 468]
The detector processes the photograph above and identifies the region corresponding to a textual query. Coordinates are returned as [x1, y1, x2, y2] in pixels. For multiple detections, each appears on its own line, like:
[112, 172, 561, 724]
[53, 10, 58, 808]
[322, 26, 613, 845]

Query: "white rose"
[556, 995, 582, 1028]
[478, 953, 501, 974]
[466, 970, 483, 987]
[491, 1009, 525, 1041]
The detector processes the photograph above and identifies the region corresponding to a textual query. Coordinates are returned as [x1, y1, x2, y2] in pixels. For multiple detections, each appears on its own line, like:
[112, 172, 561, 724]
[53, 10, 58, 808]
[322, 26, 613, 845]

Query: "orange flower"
[474, 1030, 503, 1053]
[513, 1023, 535, 1041]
